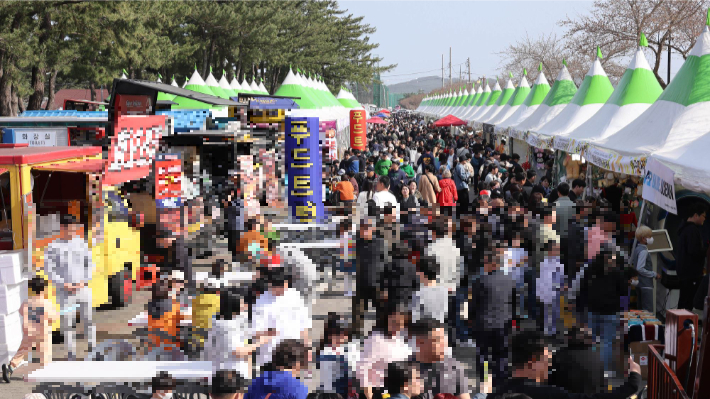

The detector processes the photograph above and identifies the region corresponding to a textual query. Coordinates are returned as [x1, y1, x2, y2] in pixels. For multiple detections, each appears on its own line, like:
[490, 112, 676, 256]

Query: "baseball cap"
[366, 165, 375, 172]
[403, 156, 410, 164]
[479, 190, 491, 200]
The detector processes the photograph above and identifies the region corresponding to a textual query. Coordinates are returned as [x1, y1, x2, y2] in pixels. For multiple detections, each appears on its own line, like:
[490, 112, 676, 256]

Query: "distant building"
[41, 88, 110, 110]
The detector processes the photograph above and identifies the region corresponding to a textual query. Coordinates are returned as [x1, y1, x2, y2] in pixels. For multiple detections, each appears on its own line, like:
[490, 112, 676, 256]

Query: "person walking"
[453, 156, 471, 212]
[2, 277, 58, 382]
[630, 226, 661, 313]
[418, 164, 441, 207]
[676, 203, 708, 311]
[44, 214, 96, 361]
[436, 169, 458, 216]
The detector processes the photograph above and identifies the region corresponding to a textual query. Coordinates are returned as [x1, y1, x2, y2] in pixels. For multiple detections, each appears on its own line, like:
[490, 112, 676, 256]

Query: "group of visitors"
[8, 111, 710, 399]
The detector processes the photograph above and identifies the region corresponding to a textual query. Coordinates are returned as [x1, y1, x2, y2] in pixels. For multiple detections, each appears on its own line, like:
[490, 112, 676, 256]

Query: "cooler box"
[0, 310, 22, 345]
[0, 311, 22, 364]
[0, 250, 25, 285]
[0, 279, 28, 315]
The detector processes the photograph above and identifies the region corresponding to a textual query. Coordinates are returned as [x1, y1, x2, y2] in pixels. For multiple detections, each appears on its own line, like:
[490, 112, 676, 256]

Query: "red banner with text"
[349, 110, 366, 151]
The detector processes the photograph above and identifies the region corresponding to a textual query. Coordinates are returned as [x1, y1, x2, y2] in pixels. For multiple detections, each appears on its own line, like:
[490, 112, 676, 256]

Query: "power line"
[381, 62, 467, 78]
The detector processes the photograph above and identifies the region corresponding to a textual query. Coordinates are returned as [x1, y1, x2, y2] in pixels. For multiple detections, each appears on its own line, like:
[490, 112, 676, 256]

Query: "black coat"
[356, 236, 386, 291]
[580, 264, 626, 315]
[676, 220, 707, 280]
[548, 332, 605, 394]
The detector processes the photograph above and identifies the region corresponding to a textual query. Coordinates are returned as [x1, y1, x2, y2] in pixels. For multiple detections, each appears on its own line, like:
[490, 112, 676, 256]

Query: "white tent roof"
[530, 58, 614, 149]
[511, 65, 577, 141]
[556, 47, 661, 154]
[620, 26, 710, 183]
[475, 78, 516, 126]
[497, 71, 551, 135]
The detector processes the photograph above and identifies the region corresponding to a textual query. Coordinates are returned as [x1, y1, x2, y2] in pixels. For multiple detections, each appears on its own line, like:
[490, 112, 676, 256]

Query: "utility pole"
[449, 47, 452, 87]
[441, 54, 444, 89]
[668, 32, 671, 85]
[459, 65, 462, 85]
[467, 57, 471, 85]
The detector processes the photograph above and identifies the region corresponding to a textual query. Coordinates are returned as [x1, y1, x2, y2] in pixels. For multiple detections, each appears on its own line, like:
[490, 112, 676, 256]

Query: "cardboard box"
[630, 340, 661, 380]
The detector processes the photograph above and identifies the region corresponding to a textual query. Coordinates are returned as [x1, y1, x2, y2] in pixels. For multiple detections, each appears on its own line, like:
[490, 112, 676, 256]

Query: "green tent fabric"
[495, 70, 550, 133]
[173, 70, 218, 109]
[274, 68, 319, 109]
[205, 72, 230, 99]
[219, 74, 238, 98]
[156, 77, 176, 102]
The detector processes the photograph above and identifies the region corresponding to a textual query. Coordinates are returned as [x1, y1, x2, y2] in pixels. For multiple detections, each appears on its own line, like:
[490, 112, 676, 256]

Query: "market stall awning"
[0, 168, 7, 175]
[32, 158, 106, 174]
[433, 114, 467, 127]
[366, 117, 387, 125]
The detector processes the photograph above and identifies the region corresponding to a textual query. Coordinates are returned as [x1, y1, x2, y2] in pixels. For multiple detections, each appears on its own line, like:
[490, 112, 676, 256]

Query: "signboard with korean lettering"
[285, 117, 323, 223]
[154, 153, 183, 200]
[114, 94, 153, 119]
[3, 128, 67, 147]
[349, 110, 366, 150]
[105, 115, 166, 185]
[642, 157, 677, 215]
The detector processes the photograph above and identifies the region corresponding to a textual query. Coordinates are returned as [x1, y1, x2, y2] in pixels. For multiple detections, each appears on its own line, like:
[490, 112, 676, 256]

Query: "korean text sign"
[349, 110, 366, 150]
[643, 157, 677, 215]
[154, 153, 183, 200]
[105, 115, 166, 185]
[285, 117, 323, 223]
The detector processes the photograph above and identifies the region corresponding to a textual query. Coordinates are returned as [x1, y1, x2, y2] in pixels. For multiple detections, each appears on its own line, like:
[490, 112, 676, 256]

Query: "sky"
[339, 0, 683, 86]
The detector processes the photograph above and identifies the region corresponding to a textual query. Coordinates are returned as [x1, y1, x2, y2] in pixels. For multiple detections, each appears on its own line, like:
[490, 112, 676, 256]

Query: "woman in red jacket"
[436, 168, 458, 217]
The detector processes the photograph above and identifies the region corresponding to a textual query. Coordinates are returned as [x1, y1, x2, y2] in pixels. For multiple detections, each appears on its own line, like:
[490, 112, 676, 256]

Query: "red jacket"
[437, 178, 458, 206]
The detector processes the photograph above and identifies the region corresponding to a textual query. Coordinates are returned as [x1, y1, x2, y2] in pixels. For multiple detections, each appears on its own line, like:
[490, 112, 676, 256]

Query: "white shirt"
[425, 237, 462, 292]
[203, 315, 251, 377]
[252, 288, 312, 367]
[537, 256, 564, 305]
[372, 190, 399, 212]
[44, 236, 94, 286]
[357, 331, 412, 388]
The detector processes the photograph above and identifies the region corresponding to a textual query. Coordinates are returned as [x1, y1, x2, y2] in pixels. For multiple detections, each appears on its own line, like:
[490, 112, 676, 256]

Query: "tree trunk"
[0, 72, 12, 117]
[27, 66, 46, 110]
[90, 81, 97, 102]
[45, 69, 58, 110]
[207, 36, 217, 76]
[11, 85, 21, 116]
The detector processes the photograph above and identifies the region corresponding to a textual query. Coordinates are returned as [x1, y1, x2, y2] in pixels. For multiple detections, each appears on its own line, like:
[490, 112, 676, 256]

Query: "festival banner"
[642, 157, 677, 215]
[285, 117, 323, 223]
[349, 110, 366, 150]
[154, 153, 183, 200]
[105, 115, 166, 185]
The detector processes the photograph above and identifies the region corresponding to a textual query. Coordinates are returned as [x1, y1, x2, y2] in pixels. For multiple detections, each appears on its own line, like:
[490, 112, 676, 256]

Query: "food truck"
[0, 79, 243, 332]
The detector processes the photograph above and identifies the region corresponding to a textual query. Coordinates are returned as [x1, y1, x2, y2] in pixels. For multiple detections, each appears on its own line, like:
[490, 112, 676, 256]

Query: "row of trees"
[403, 0, 709, 109]
[499, 0, 709, 87]
[0, 0, 394, 116]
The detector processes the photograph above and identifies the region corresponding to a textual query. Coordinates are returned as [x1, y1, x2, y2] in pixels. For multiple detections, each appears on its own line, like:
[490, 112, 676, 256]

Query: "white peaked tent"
[258, 81, 269, 95]
[459, 86, 483, 119]
[171, 77, 179, 87]
[219, 74, 238, 98]
[489, 75, 531, 128]
[453, 88, 475, 118]
[559, 45, 662, 154]
[474, 78, 516, 128]
[463, 83, 492, 121]
[495, 71, 551, 136]
[442, 89, 463, 116]
[529, 56, 614, 150]
[230, 77, 242, 93]
[240, 77, 252, 93]
[249, 79, 261, 93]
[511, 65, 577, 140]
[451, 89, 469, 117]
[205, 72, 229, 99]
[468, 80, 502, 122]
[120, 72, 127, 79]
[593, 25, 710, 181]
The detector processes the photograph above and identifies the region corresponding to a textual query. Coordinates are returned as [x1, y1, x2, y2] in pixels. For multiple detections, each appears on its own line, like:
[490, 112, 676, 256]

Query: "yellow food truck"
[0, 144, 142, 331]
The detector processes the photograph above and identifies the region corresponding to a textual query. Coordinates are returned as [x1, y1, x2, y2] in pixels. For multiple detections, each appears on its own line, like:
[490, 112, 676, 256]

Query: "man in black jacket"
[677, 202, 708, 310]
[353, 216, 387, 338]
[469, 240, 516, 390]
[492, 329, 642, 399]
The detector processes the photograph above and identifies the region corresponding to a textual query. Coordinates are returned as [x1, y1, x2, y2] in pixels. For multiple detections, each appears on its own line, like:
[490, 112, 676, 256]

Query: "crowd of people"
[6, 112, 710, 399]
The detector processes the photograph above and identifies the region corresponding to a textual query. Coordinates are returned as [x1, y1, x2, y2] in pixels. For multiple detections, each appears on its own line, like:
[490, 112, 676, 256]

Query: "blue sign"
[285, 117, 323, 223]
[231, 96, 300, 110]
[156, 197, 183, 209]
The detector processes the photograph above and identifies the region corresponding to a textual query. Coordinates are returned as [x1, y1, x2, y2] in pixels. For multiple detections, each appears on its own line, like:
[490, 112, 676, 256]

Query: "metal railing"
[648, 344, 691, 399]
